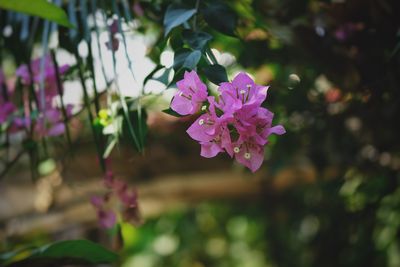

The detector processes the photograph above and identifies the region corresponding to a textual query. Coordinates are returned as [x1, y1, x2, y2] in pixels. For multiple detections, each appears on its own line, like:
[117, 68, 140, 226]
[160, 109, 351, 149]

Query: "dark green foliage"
[1, 239, 118, 266]
[201, 1, 237, 37]
[173, 48, 202, 71]
[182, 30, 213, 51]
[162, 107, 185, 118]
[202, 64, 228, 85]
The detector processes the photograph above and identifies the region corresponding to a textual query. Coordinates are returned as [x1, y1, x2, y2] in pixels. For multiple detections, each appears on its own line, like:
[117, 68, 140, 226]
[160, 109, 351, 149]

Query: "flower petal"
[200, 142, 222, 158]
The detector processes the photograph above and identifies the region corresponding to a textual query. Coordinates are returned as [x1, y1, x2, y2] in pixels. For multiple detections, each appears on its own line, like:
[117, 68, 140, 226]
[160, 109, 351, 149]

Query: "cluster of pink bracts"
[171, 71, 286, 172]
[91, 171, 141, 229]
[0, 55, 72, 138]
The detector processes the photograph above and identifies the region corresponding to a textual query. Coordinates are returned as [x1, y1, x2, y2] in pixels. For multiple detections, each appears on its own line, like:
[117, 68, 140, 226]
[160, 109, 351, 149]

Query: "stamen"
[199, 119, 204, 125]
[244, 152, 251, 159]
[240, 90, 246, 95]
[246, 84, 252, 89]
[201, 105, 207, 111]
[234, 147, 240, 153]
[179, 92, 192, 100]
[205, 119, 215, 125]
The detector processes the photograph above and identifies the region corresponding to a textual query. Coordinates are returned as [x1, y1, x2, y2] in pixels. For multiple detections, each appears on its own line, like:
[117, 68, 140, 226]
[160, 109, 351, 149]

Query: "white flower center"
[201, 105, 207, 111]
[233, 147, 240, 153]
[240, 90, 246, 95]
[246, 84, 252, 89]
[198, 119, 204, 125]
[244, 152, 251, 159]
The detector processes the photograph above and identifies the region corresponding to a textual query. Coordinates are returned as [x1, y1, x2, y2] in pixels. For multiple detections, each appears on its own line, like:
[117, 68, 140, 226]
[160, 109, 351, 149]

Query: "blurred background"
[1, 0, 400, 266]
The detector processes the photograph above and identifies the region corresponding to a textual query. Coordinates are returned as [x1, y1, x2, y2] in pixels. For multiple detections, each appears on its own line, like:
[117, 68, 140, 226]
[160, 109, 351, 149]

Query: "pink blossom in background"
[91, 168, 142, 229]
[105, 19, 120, 51]
[0, 102, 15, 124]
[15, 54, 69, 98]
[34, 107, 69, 138]
[90, 195, 117, 229]
[171, 70, 208, 115]
[132, 1, 144, 17]
[171, 71, 285, 172]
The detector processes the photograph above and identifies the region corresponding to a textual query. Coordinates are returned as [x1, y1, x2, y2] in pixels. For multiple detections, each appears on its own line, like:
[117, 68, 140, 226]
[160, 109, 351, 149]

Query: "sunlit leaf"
[0, 0, 73, 28]
[4, 240, 118, 266]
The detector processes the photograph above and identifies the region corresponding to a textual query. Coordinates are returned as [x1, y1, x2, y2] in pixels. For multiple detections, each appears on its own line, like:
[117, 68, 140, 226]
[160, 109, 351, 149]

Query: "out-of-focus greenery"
[120, 182, 400, 267]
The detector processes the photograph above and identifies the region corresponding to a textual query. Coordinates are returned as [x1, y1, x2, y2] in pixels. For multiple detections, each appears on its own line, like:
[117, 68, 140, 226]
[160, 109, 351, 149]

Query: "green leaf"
[154, 68, 173, 85]
[202, 64, 228, 85]
[163, 4, 196, 36]
[169, 29, 184, 50]
[5, 240, 118, 266]
[202, 1, 237, 37]
[173, 48, 192, 71]
[0, 0, 73, 28]
[173, 48, 202, 71]
[120, 107, 148, 152]
[143, 65, 164, 86]
[182, 30, 213, 50]
[163, 108, 185, 118]
[183, 50, 202, 70]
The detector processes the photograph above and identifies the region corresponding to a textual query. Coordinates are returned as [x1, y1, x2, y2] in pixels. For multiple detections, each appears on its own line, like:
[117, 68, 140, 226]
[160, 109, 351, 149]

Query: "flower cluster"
[91, 170, 141, 229]
[170, 71, 285, 172]
[10, 55, 72, 138]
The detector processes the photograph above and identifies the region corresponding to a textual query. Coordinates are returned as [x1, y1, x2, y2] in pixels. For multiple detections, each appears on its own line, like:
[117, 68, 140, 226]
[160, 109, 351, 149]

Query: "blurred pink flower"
[91, 169, 141, 229]
[16, 55, 69, 93]
[90, 196, 117, 229]
[105, 19, 120, 51]
[0, 102, 15, 124]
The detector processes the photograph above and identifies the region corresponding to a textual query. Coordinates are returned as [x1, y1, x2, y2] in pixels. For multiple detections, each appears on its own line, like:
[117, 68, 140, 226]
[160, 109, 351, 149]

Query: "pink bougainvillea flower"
[16, 55, 69, 85]
[199, 125, 232, 158]
[171, 70, 208, 115]
[187, 96, 234, 158]
[169, 70, 285, 172]
[91, 169, 142, 229]
[105, 19, 120, 51]
[32, 105, 73, 138]
[219, 72, 268, 109]
[0, 102, 15, 124]
[105, 37, 120, 51]
[34, 109, 65, 137]
[97, 209, 117, 229]
[231, 137, 265, 173]
[187, 97, 220, 142]
[16, 55, 69, 98]
[90, 195, 117, 229]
